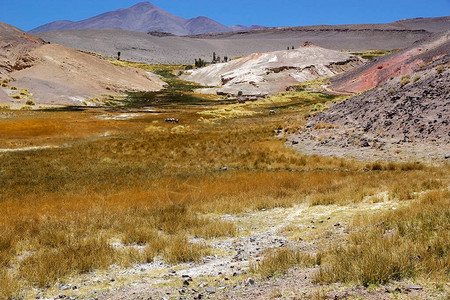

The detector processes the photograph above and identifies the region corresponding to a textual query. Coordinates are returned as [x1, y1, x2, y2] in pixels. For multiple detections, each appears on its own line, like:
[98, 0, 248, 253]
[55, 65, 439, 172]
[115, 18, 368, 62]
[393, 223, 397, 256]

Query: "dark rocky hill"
[289, 32, 450, 161]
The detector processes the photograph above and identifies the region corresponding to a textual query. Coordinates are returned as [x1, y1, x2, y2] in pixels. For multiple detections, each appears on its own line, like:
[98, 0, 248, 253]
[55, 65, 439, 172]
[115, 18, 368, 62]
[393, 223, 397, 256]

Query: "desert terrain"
[0, 3, 449, 300]
[36, 15, 450, 65]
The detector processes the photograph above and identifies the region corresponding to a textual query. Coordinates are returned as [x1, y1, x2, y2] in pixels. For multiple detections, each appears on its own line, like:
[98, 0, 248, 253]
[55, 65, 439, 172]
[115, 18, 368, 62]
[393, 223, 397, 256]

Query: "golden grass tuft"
[163, 235, 210, 264]
[315, 189, 450, 286]
[19, 236, 115, 287]
[0, 270, 20, 299]
[314, 121, 337, 130]
[252, 247, 321, 278]
[400, 75, 410, 87]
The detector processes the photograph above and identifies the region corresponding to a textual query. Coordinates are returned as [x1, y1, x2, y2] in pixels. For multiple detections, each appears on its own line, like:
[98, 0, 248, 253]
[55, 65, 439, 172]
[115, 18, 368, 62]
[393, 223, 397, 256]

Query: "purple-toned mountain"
[29, 2, 263, 35]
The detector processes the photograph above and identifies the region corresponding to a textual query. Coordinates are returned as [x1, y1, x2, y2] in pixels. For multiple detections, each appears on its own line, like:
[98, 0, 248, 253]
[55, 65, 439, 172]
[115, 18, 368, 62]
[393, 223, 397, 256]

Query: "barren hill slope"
[392, 16, 450, 33]
[0, 23, 165, 106]
[330, 31, 450, 93]
[0, 22, 45, 80]
[12, 44, 165, 105]
[290, 39, 449, 161]
[38, 26, 431, 65]
[182, 43, 363, 97]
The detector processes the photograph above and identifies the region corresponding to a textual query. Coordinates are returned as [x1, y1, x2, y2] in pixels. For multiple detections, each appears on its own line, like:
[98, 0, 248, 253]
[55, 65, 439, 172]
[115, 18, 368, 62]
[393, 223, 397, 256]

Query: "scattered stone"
[59, 285, 71, 291]
[246, 278, 255, 286]
[183, 279, 190, 286]
[205, 287, 216, 294]
[334, 222, 341, 227]
[405, 285, 423, 291]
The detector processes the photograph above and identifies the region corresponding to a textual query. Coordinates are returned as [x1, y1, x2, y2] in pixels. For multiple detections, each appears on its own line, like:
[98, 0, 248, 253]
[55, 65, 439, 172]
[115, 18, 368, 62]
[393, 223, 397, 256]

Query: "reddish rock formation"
[330, 31, 450, 93]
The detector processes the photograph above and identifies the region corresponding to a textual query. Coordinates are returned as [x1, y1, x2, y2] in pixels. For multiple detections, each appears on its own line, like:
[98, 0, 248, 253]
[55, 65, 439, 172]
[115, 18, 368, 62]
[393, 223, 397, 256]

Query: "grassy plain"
[0, 62, 448, 298]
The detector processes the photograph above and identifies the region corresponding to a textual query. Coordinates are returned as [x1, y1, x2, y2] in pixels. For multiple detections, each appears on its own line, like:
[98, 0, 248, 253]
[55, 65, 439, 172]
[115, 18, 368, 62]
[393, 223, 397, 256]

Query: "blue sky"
[1, 0, 449, 31]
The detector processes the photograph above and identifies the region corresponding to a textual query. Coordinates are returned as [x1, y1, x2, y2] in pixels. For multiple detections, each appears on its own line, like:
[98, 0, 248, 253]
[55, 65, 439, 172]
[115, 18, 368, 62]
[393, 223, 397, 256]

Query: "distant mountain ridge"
[29, 1, 264, 35]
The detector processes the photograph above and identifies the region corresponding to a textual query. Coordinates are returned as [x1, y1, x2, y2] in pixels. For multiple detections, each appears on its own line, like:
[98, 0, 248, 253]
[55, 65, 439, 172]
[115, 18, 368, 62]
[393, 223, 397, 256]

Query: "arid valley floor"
[0, 3, 449, 300]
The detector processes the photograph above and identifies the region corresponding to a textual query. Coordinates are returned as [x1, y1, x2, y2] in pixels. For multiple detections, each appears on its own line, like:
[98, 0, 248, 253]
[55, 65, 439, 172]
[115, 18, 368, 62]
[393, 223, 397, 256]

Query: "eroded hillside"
[0, 22, 165, 107]
[183, 43, 363, 97]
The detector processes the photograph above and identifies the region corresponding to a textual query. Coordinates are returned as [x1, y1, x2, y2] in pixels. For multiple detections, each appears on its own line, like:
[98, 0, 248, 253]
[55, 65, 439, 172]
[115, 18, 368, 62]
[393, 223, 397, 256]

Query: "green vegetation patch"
[349, 49, 399, 60]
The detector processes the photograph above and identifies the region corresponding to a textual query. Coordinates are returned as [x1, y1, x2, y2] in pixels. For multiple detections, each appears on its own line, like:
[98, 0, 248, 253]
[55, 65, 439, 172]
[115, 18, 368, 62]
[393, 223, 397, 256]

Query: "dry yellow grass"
[0, 61, 448, 297]
[315, 189, 449, 286]
[251, 247, 321, 278]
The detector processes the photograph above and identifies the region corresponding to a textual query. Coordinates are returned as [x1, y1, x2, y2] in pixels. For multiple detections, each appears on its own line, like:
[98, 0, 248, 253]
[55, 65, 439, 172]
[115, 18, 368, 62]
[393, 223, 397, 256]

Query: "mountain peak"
[129, 2, 156, 9]
[29, 2, 261, 35]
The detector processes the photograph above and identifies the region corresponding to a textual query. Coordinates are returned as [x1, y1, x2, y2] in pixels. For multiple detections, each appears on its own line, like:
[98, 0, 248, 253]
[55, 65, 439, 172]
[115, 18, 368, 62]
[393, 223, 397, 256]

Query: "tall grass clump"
[252, 247, 321, 278]
[0, 270, 20, 300]
[19, 236, 115, 287]
[315, 189, 450, 286]
[163, 235, 210, 264]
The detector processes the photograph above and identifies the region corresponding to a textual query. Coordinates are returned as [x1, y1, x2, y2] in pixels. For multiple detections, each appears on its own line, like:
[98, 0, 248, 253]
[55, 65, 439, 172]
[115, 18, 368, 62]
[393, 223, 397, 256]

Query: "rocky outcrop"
[289, 54, 449, 162]
[313, 60, 449, 143]
[0, 22, 45, 80]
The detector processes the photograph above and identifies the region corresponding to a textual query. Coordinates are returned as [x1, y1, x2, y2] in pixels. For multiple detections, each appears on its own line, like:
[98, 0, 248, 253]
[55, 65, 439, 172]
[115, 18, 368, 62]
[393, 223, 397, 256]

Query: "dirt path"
[36, 197, 430, 300]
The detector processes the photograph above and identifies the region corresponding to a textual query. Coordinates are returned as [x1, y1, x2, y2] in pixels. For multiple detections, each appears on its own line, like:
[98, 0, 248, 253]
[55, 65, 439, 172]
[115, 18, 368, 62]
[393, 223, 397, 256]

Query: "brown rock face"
[0, 22, 45, 79]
